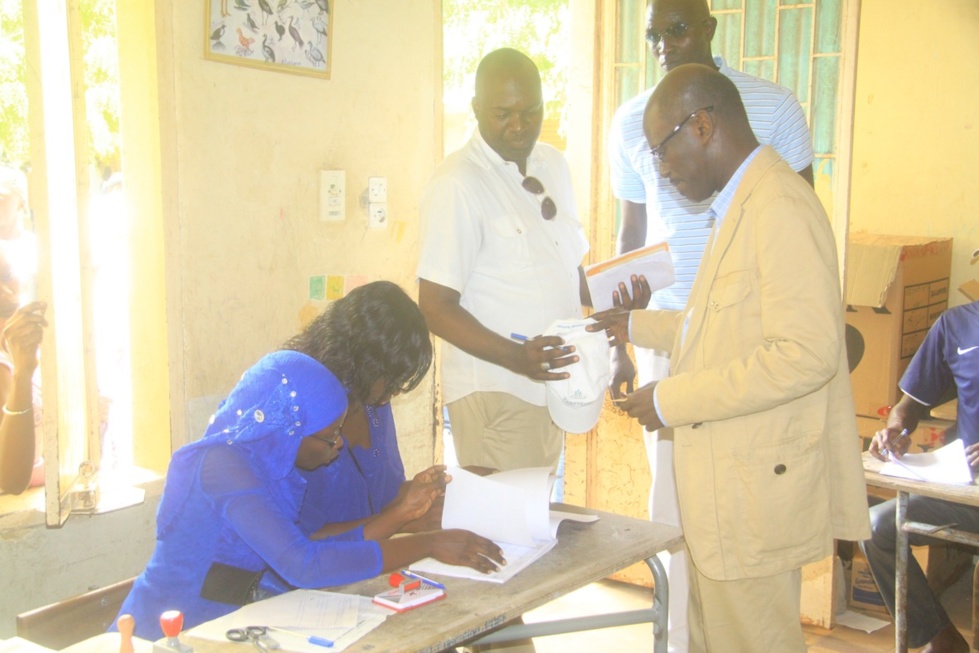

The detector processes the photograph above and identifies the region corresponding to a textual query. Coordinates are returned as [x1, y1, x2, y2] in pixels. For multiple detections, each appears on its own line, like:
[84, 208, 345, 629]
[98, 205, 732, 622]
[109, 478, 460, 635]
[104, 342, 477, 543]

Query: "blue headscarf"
[157, 350, 348, 537]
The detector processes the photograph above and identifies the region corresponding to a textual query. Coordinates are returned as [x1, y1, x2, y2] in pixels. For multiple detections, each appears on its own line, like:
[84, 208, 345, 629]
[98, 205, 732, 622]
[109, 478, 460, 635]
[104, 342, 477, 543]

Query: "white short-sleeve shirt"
[417, 131, 589, 406]
[607, 56, 814, 311]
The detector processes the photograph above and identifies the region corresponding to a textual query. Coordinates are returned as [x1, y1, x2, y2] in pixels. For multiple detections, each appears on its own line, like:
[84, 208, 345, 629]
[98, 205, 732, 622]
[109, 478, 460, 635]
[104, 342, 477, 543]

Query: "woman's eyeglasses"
[312, 427, 342, 447]
[522, 176, 557, 221]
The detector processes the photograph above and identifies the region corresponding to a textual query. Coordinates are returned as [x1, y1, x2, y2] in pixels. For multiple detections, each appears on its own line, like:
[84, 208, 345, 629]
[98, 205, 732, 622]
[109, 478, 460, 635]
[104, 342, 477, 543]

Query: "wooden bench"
[16, 577, 134, 650]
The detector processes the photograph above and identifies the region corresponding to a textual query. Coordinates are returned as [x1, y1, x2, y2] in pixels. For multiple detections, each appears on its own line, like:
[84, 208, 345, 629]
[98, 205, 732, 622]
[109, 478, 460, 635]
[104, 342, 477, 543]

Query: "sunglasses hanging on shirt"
[521, 176, 557, 221]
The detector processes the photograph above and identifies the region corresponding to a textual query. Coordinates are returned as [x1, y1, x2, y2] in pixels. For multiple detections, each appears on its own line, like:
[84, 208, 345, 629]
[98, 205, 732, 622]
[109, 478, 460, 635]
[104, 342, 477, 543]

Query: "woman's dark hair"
[282, 281, 432, 404]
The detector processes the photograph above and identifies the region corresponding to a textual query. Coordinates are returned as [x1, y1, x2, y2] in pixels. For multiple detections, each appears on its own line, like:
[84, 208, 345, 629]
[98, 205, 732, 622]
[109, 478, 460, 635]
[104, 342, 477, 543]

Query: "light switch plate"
[368, 176, 387, 203]
[320, 170, 345, 222]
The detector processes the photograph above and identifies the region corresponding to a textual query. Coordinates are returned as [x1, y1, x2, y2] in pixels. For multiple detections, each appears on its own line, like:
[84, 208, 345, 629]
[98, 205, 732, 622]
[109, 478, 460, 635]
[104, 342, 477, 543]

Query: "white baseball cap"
[543, 318, 611, 434]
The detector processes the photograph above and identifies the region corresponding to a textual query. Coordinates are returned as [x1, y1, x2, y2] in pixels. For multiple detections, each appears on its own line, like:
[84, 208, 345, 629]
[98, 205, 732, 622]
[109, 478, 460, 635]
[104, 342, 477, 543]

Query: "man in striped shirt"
[606, 0, 814, 649]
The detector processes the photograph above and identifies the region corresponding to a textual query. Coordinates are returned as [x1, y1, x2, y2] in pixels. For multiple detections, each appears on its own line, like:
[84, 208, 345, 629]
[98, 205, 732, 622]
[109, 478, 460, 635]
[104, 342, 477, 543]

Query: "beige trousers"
[687, 560, 806, 653]
[447, 391, 562, 472]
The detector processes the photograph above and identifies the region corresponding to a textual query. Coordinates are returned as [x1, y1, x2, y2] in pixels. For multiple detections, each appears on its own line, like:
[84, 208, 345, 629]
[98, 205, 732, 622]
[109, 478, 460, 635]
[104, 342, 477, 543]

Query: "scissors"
[226, 625, 281, 651]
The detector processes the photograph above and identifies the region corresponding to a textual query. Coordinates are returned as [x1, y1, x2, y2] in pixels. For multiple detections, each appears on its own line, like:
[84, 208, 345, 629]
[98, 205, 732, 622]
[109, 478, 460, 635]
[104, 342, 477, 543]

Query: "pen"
[884, 428, 910, 457]
[401, 568, 446, 589]
[510, 333, 528, 342]
[268, 626, 334, 648]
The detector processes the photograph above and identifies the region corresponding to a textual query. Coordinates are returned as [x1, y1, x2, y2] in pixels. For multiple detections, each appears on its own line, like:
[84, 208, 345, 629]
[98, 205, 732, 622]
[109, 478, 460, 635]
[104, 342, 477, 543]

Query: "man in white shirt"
[417, 48, 595, 474]
[606, 2, 815, 648]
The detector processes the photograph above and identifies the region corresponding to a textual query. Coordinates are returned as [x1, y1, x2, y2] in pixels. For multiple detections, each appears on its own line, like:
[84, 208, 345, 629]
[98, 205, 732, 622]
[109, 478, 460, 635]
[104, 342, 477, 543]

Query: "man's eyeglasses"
[645, 19, 710, 47]
[522, 176, 557, 221]
[649, 106, 713, 161]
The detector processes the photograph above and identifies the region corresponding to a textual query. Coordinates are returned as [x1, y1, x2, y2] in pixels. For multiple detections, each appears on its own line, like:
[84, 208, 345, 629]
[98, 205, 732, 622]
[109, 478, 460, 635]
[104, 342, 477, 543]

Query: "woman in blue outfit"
[293, 282, 440, 538]
[117, 282, 503, 640]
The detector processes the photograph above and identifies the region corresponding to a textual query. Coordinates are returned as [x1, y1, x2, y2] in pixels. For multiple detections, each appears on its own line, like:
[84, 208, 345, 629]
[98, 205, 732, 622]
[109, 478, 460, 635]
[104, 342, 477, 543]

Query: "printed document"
[186, 590, 387, 652]
[410, 467, 598, 583]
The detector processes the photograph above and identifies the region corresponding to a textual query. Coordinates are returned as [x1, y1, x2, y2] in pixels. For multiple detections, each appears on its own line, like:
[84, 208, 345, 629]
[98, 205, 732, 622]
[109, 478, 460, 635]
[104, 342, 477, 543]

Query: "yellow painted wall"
[163, 1, 441, 475]
[0, 0, 441, 635]
[849, 0, 979, 304]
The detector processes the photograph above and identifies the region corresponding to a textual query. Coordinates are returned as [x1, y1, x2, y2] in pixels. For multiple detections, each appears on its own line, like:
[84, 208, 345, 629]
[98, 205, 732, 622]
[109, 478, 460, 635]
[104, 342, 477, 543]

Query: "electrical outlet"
[368, 176, 387, 203]
[369, 202, 388, 229]
[319, 170, 345, 222]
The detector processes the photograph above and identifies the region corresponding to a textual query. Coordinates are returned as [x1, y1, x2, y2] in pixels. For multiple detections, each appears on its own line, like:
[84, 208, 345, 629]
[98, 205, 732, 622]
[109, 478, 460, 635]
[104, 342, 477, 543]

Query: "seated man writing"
[863, 298, 979, 653]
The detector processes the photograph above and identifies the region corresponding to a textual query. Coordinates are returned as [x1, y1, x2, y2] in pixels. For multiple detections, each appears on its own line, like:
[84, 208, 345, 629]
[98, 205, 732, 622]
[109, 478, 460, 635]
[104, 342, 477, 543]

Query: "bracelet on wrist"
[2, 404, 32, 416]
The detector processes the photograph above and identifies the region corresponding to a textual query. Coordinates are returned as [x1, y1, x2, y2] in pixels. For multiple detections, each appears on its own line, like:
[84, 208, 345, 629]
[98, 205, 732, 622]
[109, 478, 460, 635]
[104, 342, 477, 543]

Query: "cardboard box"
[960, 247, 979, 301]
[855, 415, 951, 454]
[849, 551, 889, 614]
[960, 278, 979, 302]
[849, 548, 930, 616]
[845, 234, 953, 417]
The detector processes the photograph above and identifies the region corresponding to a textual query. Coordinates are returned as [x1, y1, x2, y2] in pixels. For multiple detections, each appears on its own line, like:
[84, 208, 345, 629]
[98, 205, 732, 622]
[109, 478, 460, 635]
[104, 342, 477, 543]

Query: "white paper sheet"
[441, 467, 555, 546]
[411, 538, 559, 584]
[834, 609, 890, 634]
[411, 467, 598, 583]
[585, 242, 674, 311]
[186, 590, 386, 653]
[880, 438, 974, 485]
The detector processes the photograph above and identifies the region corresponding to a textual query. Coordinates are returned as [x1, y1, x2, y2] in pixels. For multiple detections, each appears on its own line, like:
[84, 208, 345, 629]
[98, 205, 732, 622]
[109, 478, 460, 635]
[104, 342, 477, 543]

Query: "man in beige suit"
[590, 64, 870, 652]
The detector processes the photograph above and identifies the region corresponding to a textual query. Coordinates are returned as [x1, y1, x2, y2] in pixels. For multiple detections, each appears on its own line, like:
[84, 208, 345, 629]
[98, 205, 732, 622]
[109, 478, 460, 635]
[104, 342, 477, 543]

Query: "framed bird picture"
[205, 0, 332, 79]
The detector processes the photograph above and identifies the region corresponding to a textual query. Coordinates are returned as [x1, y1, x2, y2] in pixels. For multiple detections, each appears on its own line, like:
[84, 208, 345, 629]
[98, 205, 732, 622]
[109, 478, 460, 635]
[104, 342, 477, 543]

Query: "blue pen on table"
[268, 626, 334, 648]
[401, 568, 446, 589]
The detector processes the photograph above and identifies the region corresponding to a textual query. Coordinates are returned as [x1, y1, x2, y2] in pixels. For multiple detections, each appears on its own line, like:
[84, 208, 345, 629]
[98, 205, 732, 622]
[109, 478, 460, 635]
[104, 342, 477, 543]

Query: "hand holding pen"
[870, 426, 911, 462]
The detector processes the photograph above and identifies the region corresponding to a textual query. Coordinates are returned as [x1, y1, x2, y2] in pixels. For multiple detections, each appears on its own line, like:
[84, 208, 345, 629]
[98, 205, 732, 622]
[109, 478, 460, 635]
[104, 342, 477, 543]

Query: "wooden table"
[170, 505, 682, 653]
[862, 453, 979, 652]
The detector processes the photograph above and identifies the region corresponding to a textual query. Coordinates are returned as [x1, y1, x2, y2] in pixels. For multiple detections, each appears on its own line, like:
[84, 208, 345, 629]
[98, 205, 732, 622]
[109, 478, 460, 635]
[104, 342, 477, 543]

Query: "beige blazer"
[632, 147, 870, 581]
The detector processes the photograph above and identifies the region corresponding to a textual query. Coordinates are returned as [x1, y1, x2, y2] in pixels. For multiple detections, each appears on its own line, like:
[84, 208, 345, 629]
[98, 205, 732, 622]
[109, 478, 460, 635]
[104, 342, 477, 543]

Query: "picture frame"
[204, 0, 332, 79]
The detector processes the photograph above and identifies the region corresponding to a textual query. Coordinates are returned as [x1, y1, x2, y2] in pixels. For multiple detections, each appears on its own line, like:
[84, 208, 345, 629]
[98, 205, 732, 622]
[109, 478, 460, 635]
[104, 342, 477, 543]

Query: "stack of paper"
[880, 439, 974, 485]
[186, 590, 388, 652]
[410, 467, 598, 583]
[585, 241, 674, 311]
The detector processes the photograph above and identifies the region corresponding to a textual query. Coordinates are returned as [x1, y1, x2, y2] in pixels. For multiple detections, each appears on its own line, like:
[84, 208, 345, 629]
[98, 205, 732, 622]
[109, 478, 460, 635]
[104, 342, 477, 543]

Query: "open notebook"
[409, 467, 598, 583]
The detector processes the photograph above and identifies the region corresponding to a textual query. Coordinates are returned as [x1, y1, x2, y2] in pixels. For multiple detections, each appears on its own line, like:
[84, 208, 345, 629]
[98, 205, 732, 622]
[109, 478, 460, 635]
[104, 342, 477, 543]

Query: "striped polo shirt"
[607, 56, 814, 311]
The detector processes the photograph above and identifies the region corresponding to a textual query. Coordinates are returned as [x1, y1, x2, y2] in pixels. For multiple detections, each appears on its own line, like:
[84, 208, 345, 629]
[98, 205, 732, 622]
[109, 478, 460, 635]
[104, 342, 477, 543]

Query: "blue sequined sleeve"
[200, 444, 384, 588]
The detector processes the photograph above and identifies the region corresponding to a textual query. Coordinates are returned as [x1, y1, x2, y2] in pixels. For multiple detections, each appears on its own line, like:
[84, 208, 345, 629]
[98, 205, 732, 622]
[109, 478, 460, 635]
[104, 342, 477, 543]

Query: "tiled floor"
[522, 562, 974, 652]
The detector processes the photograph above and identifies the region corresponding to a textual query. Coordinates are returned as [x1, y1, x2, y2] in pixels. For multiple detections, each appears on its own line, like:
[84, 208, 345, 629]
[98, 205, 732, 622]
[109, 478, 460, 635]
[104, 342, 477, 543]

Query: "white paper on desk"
[442, 467, 555, 545]
[410, 467, 598, 582]
[186, 590, 382, 652]
[880, 438, 974, 485]
[585, 241, 674, 311]
[0, 638, 56, 653]
[414, 538, 560, 584]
